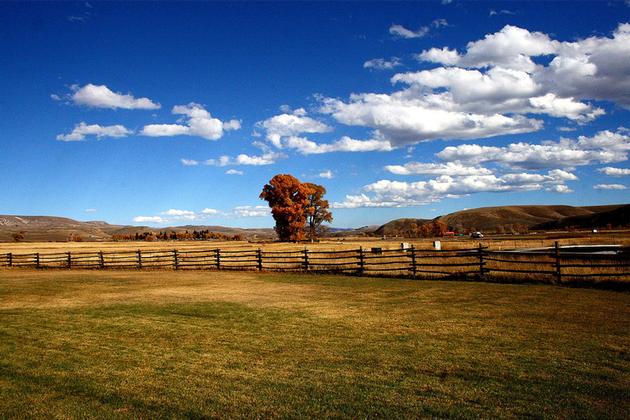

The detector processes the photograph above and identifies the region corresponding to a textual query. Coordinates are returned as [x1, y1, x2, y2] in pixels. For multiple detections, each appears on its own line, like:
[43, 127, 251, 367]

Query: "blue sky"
[1, 1, 629, 228]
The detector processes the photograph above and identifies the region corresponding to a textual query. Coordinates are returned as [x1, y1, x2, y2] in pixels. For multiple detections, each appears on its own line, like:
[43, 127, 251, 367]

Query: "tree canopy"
[260, 174, 333, 242]
[303, 182, 333, 241]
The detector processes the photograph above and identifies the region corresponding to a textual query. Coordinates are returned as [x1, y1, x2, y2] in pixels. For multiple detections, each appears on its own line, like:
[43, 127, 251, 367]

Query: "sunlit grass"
[1, 270, 629, 417]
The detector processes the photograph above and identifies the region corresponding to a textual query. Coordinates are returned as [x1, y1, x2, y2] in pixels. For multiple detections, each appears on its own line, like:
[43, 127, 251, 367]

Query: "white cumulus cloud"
[333, 169, 576, 208]
[232, 206, 270, 217]
[142, 103, 240, 141]
[133, 216, 167, 224]
[282, 135, 393, 154]
[320, 92, 542, 145]
[384, 161, 492, 176]
[436, 129, 630, 170]
[70, 84, 160, 109]
[258, 108, 332, 148]
[161, 209, 195, 217]
[599, 167, 630, 177]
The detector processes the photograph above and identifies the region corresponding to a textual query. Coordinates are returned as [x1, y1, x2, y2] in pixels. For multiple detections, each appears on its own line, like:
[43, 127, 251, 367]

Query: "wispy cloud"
[204, 151, 286, 166]
[593, 184, 626, 190]
[56, 122, 132, 142]
[180, 159, 200, 166]
[318, 170, 334, 179]
[489, 9, 516, 17]
[389, 20, 448, 39]
[133, 216, 167, 224]
[132, 205, 270, 225]
[598, 167, 630, 177]
[363, 57, 402, 70]
[389, 24, 429, 39]
[67, 15, 88, 22]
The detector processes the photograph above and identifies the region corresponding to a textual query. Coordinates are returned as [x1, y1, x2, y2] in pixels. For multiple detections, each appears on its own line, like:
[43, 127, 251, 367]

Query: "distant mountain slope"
[109, 224, 275, 239]
[437, 205, 626, 231]
[0, 215, 122, 241]
[371, 204, 629, 236]
[330, 225, 380, 237]
[532, 204, 630, 230]
[0, 215, 275, 242]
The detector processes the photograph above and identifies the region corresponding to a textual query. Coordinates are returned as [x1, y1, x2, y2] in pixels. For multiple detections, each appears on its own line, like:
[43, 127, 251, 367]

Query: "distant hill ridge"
[0, 215, 275, 242]
[374, 204, 629, 236]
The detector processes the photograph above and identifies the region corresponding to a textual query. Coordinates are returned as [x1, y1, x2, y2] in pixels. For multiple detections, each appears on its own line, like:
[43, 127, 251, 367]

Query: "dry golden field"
[1, 231, 630, 254]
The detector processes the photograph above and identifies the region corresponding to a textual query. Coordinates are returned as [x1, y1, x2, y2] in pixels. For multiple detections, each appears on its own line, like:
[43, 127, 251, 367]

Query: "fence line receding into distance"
[1, 242, 629, 285]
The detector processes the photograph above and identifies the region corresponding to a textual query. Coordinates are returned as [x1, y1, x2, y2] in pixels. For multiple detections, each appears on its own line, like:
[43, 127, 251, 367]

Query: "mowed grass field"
[1, 270, 629, 418]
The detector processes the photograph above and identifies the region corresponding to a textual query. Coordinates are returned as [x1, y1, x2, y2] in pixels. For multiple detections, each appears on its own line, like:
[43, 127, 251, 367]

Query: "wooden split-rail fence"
[1, 242, 629, 285]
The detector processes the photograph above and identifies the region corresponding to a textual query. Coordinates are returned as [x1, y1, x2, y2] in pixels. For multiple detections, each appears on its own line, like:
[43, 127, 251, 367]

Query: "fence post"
[409, 245, 416, 279]
[358, 247, 365, 276]
[173, 249, 179, 270]
[554, 241, 562, 284]
[99, 251, 105, 269]
[215, 249, 221, 270]
[478, 243, 485, 280]
[35, 253, 40, 269]
[7, 253, 12, 267]
[303, 248, 309, 272]
[257, 248, 263, 271]
[67, 252, 72, 269]
[137, 250, 142, 269]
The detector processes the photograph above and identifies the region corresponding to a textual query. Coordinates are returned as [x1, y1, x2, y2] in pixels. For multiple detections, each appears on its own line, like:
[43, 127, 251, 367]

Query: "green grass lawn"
[0, 270, 628, 418]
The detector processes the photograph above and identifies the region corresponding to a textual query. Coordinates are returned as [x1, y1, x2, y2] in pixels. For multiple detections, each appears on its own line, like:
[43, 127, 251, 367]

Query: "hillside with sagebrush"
[0, 215, 275, 242]
[438, 205, 612, 232]
[532, 204, 630, 230]
[373, 204, 629, 236]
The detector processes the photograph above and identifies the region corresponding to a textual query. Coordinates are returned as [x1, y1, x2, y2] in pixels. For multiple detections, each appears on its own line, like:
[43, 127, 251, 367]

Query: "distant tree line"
[112, 230, 244, 242]
[404, 221, 449, 238]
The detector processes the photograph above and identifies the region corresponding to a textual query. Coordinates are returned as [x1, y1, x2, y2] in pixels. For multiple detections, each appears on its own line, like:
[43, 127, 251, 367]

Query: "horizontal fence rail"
[1, 242, 629, 285]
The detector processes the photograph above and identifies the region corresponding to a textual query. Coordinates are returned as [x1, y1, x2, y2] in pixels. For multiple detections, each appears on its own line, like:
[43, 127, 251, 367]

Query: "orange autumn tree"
[260, 174, 332, 242]
[303, 182, 333, 241]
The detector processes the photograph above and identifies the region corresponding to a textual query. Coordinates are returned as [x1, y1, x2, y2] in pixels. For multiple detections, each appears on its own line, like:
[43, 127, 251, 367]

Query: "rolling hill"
[532, 204, 630, 230]
[0, 215, 275, 242]
[372, 204, 629, 236]
[437, 205, 621, 231]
